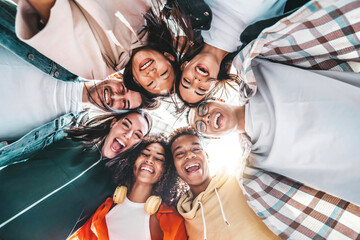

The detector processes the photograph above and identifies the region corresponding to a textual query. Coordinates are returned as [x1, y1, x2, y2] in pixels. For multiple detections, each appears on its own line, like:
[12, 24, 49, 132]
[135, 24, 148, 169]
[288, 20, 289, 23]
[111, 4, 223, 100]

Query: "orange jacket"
[69, 197, 187, 240]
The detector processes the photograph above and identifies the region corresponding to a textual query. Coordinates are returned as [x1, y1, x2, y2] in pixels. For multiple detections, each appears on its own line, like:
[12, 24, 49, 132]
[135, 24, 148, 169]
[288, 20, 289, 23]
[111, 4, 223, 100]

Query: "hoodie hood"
[177, 172, 229, 219]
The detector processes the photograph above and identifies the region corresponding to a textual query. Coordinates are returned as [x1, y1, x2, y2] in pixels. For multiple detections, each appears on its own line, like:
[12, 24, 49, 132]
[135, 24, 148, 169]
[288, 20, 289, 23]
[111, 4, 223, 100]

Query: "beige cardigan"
[16, 0, 164, 80]
[177, 173, 280, 240]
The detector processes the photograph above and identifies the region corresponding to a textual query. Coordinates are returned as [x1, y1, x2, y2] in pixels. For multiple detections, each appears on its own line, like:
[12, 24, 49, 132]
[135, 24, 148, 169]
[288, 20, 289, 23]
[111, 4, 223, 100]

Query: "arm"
[150, 214, 164, 240]
[27, 0, 55, 24]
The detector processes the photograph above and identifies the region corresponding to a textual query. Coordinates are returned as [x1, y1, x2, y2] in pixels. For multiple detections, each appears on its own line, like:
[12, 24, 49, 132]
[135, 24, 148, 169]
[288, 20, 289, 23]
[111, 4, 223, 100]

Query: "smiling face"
[88, 79, 142, 110]
[101, 113, 149, 159]
[171, 135, 210, 190]
[133, 143, 166, 185]
[188, 101, 237, 137]
[179, 52, 220, 104]
[132, 49, 175, 96]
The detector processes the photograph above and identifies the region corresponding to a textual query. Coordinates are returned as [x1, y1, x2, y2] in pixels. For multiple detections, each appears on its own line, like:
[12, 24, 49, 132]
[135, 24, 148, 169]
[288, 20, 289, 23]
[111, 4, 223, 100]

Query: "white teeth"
[140, 167, 153, 173]
[195, 66, 209, 76]
[214, 113, 221, 129]
[185, 163, 200, 170]
[140, 60, 153, 71]
[115, 138, 125, 148]
[104, 89, 109, 105]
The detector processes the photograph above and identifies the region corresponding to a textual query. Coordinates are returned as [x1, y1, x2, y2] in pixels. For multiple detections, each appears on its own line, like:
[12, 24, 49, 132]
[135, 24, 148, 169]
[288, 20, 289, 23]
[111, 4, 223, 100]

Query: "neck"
[190, 177, 212, 198]
[128, 181, 153, 203]
[234, 105, 246, 133]
[201, 43, 228, 65]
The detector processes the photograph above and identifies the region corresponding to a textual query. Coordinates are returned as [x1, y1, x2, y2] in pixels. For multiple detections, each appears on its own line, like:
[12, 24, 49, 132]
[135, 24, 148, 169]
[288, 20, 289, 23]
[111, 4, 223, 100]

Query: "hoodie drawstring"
[198, 200, 207, 240]
[214, 188, 231, 227]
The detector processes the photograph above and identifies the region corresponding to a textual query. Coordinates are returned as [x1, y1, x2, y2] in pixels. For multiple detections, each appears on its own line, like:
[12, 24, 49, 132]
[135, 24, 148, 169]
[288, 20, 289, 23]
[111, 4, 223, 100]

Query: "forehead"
[123, 113, 149, 132]
[179, 85, 204, 104]
[187, 108, 196, 127]
[144, 143, 165, 153]
[171, 134, 201, 151]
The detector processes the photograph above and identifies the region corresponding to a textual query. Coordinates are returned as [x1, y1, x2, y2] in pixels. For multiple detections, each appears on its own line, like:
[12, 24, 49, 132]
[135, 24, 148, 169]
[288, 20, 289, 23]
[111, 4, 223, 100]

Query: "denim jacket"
[0, 0, 77, 81]
[0, 112, 88, 169]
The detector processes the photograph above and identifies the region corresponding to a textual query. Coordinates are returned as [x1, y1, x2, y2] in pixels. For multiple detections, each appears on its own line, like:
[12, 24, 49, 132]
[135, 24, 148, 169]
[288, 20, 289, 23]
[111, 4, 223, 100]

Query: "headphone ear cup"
[113, 186, 127, 204]
[144, 196, 162, 215]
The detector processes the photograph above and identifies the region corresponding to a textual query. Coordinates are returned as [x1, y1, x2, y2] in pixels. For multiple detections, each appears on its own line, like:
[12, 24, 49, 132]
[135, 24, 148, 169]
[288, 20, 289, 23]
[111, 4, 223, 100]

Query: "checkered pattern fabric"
[234, 0, 360, 102]
[241, 167, 360, 240]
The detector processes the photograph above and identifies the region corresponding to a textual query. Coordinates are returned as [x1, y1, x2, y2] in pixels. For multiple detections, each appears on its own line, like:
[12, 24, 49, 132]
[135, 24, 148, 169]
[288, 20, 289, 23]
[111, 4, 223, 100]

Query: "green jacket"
[0, 140, 115, 240]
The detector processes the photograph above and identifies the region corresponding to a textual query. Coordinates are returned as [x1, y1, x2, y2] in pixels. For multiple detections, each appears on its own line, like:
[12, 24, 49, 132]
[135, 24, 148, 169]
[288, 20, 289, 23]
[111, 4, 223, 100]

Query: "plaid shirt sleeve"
[234, 0, 360, 103]
[240, 167, 360, 240]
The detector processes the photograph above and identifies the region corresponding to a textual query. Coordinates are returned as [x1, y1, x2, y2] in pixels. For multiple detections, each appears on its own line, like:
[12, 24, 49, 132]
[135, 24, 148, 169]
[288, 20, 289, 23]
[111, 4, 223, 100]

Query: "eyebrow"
[181, 80, 189, 89]
[173, 142, 201, 152]
[144, 147, 165, 156]
[173, 145, 183, 152]
[124, 118, 132, 125]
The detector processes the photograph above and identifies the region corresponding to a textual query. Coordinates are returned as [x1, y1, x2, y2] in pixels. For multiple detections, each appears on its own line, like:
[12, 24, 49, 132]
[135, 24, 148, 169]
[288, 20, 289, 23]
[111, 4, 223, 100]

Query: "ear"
[180, 61, 189, 71]
[110, 118, 117, 128]
[164, 52, 175, 62]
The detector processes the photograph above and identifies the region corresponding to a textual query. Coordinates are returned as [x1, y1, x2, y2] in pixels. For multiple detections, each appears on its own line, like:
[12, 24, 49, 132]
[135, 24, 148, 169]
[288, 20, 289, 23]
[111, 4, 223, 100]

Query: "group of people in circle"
[1, 0, 360, 239]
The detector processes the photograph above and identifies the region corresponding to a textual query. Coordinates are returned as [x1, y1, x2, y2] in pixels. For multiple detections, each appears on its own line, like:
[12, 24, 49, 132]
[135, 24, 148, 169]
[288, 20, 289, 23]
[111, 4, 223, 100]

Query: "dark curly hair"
[106, 134, 187, 206]
[66, 109, 152, 158]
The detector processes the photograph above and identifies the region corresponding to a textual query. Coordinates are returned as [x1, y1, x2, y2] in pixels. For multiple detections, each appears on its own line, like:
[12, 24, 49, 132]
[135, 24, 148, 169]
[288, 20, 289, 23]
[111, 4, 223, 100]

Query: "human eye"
[197, 103, 208, 116]
[147, 81, 154, 87]
[135, 132, 143, 139]
[193, 147, 202, 152]
[198, 87, 206, 92]
[156, 157, 165, 162]
[161, 70, 168, 76]
[195, 121, 206, 133]
[122, 100, 128, 110]
[175, 151, 184, 157]
[141, 152, 150, 157]
[183, 78, 191, 84]
[122, 120, 130, 129]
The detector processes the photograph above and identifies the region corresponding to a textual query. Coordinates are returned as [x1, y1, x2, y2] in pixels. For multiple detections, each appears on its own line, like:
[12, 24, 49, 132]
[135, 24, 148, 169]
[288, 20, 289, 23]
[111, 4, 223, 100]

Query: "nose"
[147, 65, 157, 76]
[111, 93, 123, 101]
[185, 151, 196, 161]
[145, 157, 154, 165]
[124, 130, 133, 140]
[201, 113, 210, 124]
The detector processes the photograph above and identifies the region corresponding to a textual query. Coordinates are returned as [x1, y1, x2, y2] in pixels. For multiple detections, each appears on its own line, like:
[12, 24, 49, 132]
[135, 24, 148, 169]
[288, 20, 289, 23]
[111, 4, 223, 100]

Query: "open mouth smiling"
[103, 87, 111, 107]
[139, 58, 154, 71]
[195, 64, 209, 76]
[184, 163, 200, 173]
[213, 112, 222, 129]
[110, 138, 126, 153]
[140, 165, 154, 174]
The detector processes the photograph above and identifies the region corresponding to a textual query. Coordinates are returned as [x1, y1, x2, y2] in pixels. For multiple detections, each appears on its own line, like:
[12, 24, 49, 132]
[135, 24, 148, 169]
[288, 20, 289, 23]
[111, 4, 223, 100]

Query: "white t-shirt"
[202, 0, 287, 52]
[0, 45, 83, 140]
[106, 197, 151, 240]
[245, 58, 360, 205]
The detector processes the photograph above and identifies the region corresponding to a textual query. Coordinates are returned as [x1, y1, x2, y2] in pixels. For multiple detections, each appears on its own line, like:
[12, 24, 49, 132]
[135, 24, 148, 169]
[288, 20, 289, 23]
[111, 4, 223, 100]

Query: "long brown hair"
[66, 110, 152, 154]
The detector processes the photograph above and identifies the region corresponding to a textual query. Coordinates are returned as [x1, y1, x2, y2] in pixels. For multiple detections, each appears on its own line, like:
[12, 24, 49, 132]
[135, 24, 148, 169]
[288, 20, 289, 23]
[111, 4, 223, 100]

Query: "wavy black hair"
[106, 134, 187, 206]
[66, 109, 152, 158]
